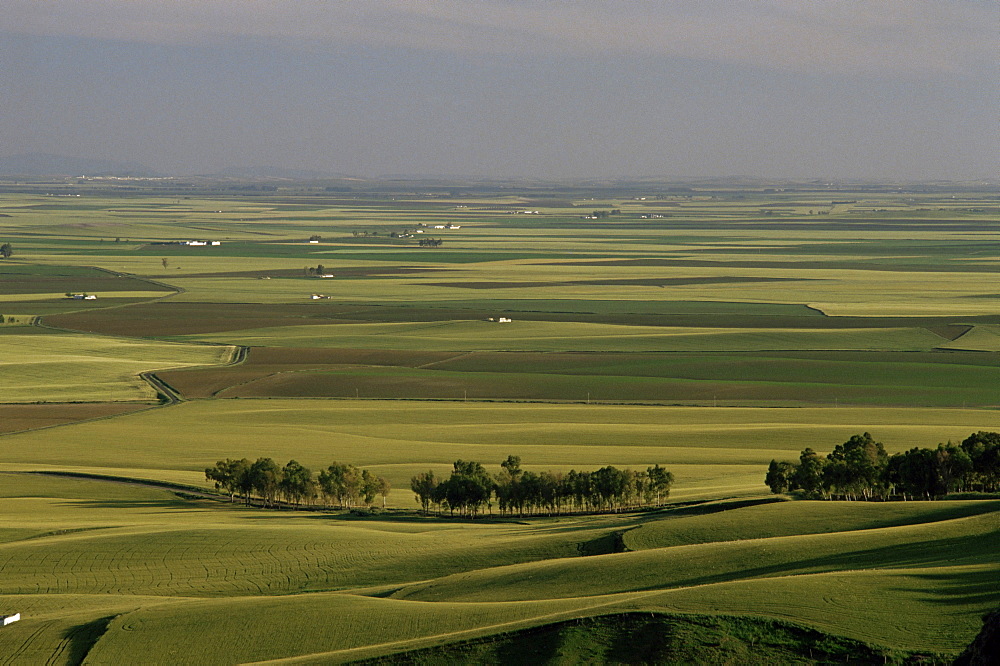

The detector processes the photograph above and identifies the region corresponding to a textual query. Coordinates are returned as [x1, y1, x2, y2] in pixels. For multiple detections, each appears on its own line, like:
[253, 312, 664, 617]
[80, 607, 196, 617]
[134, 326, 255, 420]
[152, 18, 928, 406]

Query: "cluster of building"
[150, 240, 221, 246]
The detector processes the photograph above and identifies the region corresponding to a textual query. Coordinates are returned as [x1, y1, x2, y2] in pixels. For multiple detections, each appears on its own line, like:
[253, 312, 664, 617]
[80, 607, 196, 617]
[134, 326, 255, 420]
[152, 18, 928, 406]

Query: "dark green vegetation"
[0, 263, 172, 296]
[768, 431, 1000, 500]
[359, 612, 943, 665]
[0, 180, 998, 663]
[205, 457, 391, 508]
[412, 457, 673, 517]
[954, 609, 1000, 666]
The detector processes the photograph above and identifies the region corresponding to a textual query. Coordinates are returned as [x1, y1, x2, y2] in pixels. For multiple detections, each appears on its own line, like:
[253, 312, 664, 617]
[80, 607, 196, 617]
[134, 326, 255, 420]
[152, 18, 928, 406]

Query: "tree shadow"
[638, 532, 1000, 601]
[57, 498, 198, 510]
[895, 567, 1000, 607]
[60, 615, 116, 665]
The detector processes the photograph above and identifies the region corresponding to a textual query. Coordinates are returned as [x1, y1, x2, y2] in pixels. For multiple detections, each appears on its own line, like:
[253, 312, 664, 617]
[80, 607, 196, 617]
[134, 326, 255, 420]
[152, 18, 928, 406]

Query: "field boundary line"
[414, 351, 476, 369]
[30, 264, 185, 331]
[240, 591, 668, 665]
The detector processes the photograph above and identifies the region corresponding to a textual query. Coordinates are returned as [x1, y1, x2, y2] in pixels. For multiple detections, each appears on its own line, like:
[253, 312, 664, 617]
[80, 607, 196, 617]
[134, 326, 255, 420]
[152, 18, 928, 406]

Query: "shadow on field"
[58, 498, 197, 510]
[645, 532, 1000, 594]
[61, 615, 116, 665]
[357, 612, 910, 665]
[632, 496, 787, 522]
[902, 567, 1000, 607]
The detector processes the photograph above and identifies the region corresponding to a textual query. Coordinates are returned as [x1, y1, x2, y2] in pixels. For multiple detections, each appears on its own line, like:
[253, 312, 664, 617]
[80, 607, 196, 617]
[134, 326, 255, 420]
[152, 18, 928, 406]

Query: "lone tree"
[0, 243, 12, 259]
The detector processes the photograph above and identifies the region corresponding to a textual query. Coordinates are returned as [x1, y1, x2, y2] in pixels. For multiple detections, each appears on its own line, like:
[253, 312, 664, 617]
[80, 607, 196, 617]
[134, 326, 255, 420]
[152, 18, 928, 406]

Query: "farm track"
[139, 371, 180, 405]
[142, 343, 247, 404]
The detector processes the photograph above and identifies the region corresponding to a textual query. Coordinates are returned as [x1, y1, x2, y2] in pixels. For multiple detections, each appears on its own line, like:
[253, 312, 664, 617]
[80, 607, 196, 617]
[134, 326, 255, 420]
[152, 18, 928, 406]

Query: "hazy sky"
[2, 1, 997, 180]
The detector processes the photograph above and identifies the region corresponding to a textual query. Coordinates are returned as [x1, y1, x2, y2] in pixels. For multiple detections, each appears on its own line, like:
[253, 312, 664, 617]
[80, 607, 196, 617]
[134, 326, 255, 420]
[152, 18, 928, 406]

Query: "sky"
[1, 1, 997, 180]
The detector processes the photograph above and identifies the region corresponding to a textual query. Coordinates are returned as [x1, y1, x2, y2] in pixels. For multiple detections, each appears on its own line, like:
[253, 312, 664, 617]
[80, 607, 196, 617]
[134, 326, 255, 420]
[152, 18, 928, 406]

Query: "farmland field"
[0, 182, 997, 663]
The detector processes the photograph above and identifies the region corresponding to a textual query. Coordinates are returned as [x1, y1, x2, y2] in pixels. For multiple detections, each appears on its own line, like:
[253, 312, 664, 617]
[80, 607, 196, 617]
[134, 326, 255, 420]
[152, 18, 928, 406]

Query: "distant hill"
[0, 153, 159, 177]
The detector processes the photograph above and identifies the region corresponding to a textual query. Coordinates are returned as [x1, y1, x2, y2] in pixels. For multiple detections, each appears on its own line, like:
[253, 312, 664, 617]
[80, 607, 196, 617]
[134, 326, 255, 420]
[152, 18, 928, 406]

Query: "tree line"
[410, 456, 674, 518]
[205, 458, 390, 509]
[766, 431, 1000, 501]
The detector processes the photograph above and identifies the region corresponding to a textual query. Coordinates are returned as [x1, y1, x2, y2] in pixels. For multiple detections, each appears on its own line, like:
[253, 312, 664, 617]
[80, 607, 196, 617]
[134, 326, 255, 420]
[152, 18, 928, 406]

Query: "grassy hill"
[0, 186, 998, 662]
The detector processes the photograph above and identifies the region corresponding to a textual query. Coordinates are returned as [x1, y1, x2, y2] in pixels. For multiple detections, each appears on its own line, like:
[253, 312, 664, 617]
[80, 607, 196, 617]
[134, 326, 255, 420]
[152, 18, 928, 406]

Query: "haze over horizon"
[2, 1, 997, 181]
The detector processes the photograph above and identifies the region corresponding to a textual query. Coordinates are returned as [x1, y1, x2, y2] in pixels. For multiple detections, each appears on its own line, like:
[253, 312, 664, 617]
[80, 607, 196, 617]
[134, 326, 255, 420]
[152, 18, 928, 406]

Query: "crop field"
[0, 184, 997, 662]
[0, 330, 235, 402]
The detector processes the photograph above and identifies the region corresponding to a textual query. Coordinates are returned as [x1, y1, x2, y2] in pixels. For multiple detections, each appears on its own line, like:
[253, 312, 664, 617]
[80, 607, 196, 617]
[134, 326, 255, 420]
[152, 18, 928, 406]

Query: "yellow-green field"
[179, 320, 947, 352]
[3, 400, 1000, 503]
[0, 332, 235, 402]
[0, 186, 998, 662]
[0, 472, 995, 663]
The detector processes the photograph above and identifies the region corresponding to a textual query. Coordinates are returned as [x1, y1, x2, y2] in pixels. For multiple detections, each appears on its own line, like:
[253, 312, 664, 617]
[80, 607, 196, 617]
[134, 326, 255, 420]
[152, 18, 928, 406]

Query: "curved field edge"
[387, 511, 1000, 603]
[347, 611, 942, 666]
[0, 331, 238, 403]
[81, 564, 987, 664]
[3, 400, 1000, 503]
[0, 403, 150, 436]
[620, 497, 1000, 550]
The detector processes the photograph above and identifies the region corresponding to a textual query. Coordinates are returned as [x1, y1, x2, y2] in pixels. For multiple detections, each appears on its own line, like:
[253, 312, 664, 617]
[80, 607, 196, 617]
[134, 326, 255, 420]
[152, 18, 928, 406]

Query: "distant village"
[150, 240, 222, 246]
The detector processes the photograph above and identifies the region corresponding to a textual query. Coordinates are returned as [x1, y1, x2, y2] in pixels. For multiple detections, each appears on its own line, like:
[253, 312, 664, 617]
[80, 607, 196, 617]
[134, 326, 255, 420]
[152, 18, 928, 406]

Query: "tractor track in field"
[142, 344, 248, 405]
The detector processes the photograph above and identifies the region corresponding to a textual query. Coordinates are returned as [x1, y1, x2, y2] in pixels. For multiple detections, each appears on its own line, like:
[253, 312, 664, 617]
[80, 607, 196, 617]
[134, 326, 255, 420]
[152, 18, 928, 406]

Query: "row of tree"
[204, 458, 390, 509]
[410, 456, 674, 517]
[766, 431, 1000, 500]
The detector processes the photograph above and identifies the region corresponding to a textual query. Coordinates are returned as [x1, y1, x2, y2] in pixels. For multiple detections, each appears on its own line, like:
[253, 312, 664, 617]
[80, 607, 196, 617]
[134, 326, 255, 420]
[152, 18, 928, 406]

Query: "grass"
[621, 497, 1000, 549]
[158, 347, 1000, 407]
[1, 187, 998, 662]
[0, 331, 235, 402]
[0, 470, 989, 661]
[942, 325, 1000, 352]
[358, 612, 931, 665]
[176, 319, 947, 352]
[0, 262, 173, 296]
[388, 511, 1000, 602]
[3, 399, 1000, 502]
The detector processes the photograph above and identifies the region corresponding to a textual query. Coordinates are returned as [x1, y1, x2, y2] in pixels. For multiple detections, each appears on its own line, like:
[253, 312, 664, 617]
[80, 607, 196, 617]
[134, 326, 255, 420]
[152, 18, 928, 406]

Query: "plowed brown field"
[0, 403, 151, 434]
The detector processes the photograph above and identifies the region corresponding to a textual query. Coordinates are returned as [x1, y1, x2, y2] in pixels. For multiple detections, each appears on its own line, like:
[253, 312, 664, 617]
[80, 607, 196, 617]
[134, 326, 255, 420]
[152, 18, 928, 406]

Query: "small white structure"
[210, 241, 221, 246]
[308, 240, 319, 244]
[319, 274, 335, 278]
[310, 294, 326, 300]
[186, 240, 207, 246]
[2, 613, 20, 626]
[433, 225, 446, 229]
[498, 317, 512, 323]
[68, 294, 97, 300]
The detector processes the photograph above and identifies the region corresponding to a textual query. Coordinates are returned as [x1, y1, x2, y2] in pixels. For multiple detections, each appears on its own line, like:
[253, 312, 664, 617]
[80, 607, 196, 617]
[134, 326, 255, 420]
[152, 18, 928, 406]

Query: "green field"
[0, 331, 235, 402]
[0, 184, 997, 662]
